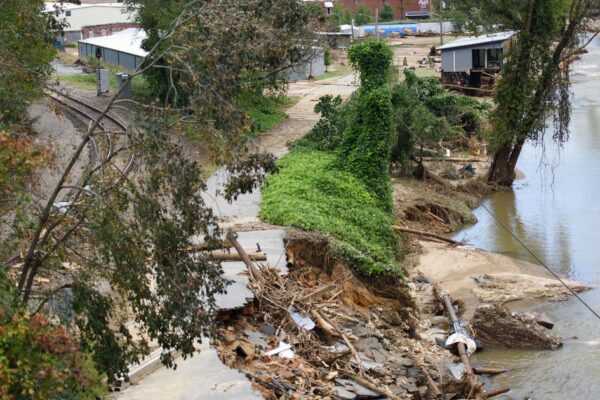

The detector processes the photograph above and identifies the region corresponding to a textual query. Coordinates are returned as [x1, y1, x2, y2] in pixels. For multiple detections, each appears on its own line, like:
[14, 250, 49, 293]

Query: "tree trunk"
[487, 144, 513, 186]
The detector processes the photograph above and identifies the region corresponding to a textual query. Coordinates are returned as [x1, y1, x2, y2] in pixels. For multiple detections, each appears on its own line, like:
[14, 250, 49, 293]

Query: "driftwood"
[473, 367, 507, 376]
[187, 240, 233, 252]
[392, 226, 462, 245]
[411, 355, 443, 398]
[204, 251, 267, 262]
[315, 309, 364, 376]
[483, 386, 510, 398]
[301, 284, 337, 302]
[340, 369, 402, 400]
[227, 231, 264, 282]
[421, 157, 487, 163]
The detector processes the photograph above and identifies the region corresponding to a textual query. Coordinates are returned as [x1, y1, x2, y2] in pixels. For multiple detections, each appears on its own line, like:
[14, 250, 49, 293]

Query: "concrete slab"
[116, 342, 261, 400]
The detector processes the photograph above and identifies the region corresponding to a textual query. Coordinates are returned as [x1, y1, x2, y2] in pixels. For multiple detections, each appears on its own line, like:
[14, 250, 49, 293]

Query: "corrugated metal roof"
[78, 28, 147, 58]
[438, 31, 517, 51]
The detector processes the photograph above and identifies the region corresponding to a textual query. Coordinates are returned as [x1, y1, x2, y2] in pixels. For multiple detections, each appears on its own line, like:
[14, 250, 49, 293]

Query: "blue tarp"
[362, 24, 417, 37]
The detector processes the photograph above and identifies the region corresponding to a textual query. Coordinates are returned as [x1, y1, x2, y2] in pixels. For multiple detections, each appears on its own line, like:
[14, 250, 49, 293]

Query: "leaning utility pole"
[375, 7, 379, 40]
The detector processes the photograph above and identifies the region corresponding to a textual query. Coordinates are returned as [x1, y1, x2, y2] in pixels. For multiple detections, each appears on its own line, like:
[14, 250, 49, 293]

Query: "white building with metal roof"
[78, 28, 147, 70]
[439, 31, 516, 74]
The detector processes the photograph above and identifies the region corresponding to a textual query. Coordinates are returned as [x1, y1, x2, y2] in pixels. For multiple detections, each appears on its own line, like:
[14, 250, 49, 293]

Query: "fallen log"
[392, 226, 463, 245]
[473, 367, 507, 376]
[421, 157, 487, 163]
[187, 240, 233, 252]
[483, 386, 510, 398]
[204, 251, 267, 262]
[440, 291, 482, 399]
[227, 231, 264, 282]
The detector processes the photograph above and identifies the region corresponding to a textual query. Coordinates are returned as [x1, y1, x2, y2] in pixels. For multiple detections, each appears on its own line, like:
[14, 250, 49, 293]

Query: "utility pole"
[439, 0, 444, 46]
[375, 8, 379, 40]
[351, 17, 356, 41]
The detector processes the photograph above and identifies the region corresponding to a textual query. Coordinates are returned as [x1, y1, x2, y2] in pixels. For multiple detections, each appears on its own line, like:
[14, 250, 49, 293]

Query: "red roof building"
[338, 0, 431, 21]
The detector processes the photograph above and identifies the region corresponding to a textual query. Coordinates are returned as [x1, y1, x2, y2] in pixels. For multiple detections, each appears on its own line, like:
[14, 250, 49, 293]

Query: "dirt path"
[257, 74, 357, 156]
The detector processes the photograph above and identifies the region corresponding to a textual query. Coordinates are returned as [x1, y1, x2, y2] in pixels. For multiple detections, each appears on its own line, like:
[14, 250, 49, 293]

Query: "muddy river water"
[452, 37, 600, 399]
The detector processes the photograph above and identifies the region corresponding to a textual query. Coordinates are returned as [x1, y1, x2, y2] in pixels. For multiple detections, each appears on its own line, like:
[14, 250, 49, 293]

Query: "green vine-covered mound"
[259, 149, 403, 276]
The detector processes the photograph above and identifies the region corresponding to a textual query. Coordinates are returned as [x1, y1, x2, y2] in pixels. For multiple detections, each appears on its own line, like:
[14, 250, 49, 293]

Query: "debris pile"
[470, 303, 563, 350]
[213, 258, 458, 399]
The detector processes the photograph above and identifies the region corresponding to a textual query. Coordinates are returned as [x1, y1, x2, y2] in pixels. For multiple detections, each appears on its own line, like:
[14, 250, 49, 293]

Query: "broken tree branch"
[204, 251, 267, 262]
[315, 309, 364, 376]
[339, 369, 402, 400]
[391, 226, 463, 245]
[227, 231, 264, 282]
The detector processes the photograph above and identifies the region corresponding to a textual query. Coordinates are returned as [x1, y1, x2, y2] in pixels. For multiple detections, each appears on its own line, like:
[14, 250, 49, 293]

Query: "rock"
[335, 379, 379, 398]
[470, 303, 563, 350]
[244, 329, 268, 348]
[379, 309, 403, 326]
[335, 387, 357, 400]
[430, 315, 450, 329]
[259, 322, 276, 336]
[535, 312, 554, 329]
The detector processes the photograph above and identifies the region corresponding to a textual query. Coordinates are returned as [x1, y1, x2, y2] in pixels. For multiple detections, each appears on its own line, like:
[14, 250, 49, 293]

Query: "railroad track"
[44, 86, 127, 132]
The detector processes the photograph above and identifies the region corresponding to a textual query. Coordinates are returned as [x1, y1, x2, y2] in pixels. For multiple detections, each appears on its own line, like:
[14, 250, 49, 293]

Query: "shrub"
[380, 3, 395, 22]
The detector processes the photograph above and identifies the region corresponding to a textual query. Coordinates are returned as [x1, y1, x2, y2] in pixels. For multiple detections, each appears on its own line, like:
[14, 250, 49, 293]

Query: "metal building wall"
[78, 43, 143, 70]
[440, 42, 505, 73]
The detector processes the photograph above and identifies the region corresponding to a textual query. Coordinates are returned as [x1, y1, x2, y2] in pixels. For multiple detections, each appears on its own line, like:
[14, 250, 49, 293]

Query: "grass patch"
[317, 66, 352, 81]
[240, 93, 299, 138]
[260, 149, 403, 276]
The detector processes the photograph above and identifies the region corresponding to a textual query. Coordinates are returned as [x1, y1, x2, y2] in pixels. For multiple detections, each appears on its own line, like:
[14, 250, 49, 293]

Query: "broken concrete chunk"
[470, 303, 563, 350]
[535, 312, 554, 329]
[290, 308, 315, 330]
[335, 379, 379, 398]
[335, 387, 357, 399]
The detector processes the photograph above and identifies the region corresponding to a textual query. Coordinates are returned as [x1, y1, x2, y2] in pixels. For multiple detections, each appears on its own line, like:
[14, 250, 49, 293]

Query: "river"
[452, 37, 600, 399]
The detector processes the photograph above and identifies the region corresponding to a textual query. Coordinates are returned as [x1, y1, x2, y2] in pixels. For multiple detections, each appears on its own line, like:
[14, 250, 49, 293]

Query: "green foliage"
[0, 268, 105, 400]
[0, 0, 58, 123]
[355, 4, 373, 25]
[239, 93, 296, 138]
[379, 3, 395, 22]
[337, 40, 395, 208]
[294, 95, 350, 151]
[324, 49, 332, 70]
[260, 150, 402, 276]
[332, 2, 352, 25]
[347, 40, 393, 90]
[338, 87, 395, 208]
[389, 70, 488, 164]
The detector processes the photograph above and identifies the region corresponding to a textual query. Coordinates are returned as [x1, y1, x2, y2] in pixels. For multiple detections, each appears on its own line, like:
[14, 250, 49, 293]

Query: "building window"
[66, 10, 71, 16]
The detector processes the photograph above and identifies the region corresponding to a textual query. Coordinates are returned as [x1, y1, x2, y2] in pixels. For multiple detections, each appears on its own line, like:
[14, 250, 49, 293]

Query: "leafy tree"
[332, 2, 353, 26]
[0, 0, 59, 123]
[129, 0, 320, 125]
[448, 0, 593, 185]
[355, 4, 373, 25]
[390, 70, 488, 166]
[324, 48, 332, 72]
[380, 3, 395, 22]
[0, 267, 105, 400]
[2, 0, 309, 386]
